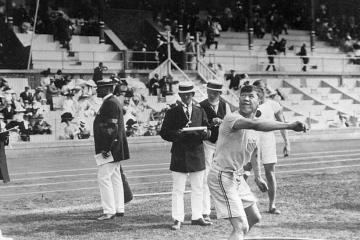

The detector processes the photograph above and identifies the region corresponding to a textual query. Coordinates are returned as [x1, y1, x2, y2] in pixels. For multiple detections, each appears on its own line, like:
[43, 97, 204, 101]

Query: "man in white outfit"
[199, 80, 231, 222]
[93, 79, 130, 221]
[253, 80, 289, 214]
[160, 82, 212, 230]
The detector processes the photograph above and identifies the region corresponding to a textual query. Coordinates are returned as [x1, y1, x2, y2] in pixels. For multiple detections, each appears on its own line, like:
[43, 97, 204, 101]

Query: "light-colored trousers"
[172, 170, 204, 222]
[203, 141, 216, 215]
[98, 161, 124, 215]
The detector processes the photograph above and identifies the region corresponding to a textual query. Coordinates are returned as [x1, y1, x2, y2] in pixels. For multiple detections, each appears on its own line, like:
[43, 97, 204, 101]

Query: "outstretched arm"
[232, 117, 306, 133]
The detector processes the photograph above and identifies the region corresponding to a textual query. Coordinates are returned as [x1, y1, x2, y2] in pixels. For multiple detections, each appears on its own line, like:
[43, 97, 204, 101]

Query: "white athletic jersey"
[212, 112, 259, 172]
[257, 99, 282, 163]
[258, 99, 281, 121]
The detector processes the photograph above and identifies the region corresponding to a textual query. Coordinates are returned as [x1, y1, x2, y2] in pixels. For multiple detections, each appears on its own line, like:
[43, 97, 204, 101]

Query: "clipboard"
[181, 126, 207, 132]
[94, 152, 114, 166]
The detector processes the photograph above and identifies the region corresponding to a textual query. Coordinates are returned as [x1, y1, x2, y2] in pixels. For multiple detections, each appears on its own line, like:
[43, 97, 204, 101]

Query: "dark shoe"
[115, 212, 124, 217]
[171, 220, 181, 230]
[97, 214, 115, 221]
[191, 218, 212, 226]
[202, 214, 212, 223]
[268, 208, 281, 215]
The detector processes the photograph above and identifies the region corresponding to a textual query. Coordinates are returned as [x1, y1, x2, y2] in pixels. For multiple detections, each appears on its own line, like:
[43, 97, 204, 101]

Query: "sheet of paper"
[181, 126, 207, 132]
[94, 152, 114, 166]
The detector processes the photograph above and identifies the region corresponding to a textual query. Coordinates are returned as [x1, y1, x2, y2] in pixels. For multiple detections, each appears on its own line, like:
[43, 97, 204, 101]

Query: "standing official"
[93, 79, 129, 221]
[0, 113, 9, 184]
[199, 80, 231, 222]
[160, 82, 212, 230]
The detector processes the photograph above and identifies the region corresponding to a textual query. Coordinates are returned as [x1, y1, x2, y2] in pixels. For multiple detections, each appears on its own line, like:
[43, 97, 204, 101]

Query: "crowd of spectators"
[0, 77, 52, 142]
[12, 3, 99, 50]
[315, 4, 360, 63]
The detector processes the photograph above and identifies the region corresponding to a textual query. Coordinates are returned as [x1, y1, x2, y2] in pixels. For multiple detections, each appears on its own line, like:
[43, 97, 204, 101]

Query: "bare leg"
[244, 203, 261, 230]
[264, 163, 277, 211]
[228, 216, 248, 240]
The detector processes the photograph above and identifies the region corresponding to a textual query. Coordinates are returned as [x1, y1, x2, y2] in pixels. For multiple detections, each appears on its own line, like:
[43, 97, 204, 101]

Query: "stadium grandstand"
[0, 1, 360, 240]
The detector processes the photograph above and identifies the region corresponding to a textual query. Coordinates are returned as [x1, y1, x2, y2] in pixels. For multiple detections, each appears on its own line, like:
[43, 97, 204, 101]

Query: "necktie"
[185, 106, 190, 119]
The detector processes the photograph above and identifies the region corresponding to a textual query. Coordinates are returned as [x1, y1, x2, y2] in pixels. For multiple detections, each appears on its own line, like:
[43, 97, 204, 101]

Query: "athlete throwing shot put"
[207, 85, 306, 240]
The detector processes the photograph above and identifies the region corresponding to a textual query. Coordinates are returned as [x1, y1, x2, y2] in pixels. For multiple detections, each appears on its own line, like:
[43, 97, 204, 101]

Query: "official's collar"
[103, 93, 113, 101]
[181, 100, 193, 108]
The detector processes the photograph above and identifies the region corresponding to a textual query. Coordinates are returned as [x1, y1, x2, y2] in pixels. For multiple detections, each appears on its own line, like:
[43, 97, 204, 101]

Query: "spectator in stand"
[20, 87, 33, 104]
[199, 38, 207, 58]
[33, 87, 45, 102]
[33, 115, 51, 135]
[233, 1, 246, 32]
[211, 18, 222, 37]
[46, 78, 59, 111]
[277, 38, 287, 56]
[148, 74, 160, 96]
[226, 69, 240, 90]
[93, 62, 108, 84]
[205, 25, 218, 49]
[266, 41, 277, 71]
[62, 93, 76, 115]
[77, 120, 91, 139]
[56, 11, 72, 50]
[1, 99, 16, 123]
[297, 43, 308, 72]
[59, 112, 78, 140]
[221, 7, 233, 32]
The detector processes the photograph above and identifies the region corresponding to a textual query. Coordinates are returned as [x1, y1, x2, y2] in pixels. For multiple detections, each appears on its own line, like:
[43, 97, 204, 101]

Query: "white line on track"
[11, 167, 169, 181]
[7, 157, 360, 183]
[0, 174, 172, 189]
[1, 164, 359, 197]
[10, 149, 360, 176]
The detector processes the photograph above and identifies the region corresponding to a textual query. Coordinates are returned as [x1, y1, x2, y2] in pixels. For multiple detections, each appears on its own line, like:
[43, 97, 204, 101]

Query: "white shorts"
[207, 168, 257, 219]
[259, 132, 278, 164]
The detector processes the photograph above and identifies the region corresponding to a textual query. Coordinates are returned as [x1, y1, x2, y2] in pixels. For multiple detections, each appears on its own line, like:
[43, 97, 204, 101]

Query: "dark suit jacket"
[160, 103, 209, 173]
[20, 91, 33, 102]
[0, 124, 9, 182]
[93, 95, 129, 162]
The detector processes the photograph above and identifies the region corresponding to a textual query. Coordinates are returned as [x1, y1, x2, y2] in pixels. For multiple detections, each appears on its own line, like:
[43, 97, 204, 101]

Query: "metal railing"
[125, 50, 160, 70]
[31, 50, 125, 70]
[197, 60, 239, 108]
[205, 54, 360, 73]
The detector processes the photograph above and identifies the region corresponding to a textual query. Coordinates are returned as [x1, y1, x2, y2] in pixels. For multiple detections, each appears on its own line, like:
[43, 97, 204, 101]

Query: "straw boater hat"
[206, 80, 223, 92]
[178, 82, 195, 94]
[97, 79, 116, 88]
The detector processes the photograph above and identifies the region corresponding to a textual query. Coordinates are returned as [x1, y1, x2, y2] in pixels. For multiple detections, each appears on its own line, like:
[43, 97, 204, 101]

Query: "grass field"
[0, 170, 359, 240]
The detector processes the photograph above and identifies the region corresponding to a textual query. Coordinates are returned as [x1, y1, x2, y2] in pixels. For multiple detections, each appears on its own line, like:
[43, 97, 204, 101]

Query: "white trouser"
[97, 161, 124, 215]
[203, 141, 216, 215]
[172, 170, 204, 222]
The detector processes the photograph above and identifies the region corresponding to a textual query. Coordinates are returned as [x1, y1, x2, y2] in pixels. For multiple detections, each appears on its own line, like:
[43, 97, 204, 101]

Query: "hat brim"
[178, 90, 195, 94]
[206, 87, 223, 92]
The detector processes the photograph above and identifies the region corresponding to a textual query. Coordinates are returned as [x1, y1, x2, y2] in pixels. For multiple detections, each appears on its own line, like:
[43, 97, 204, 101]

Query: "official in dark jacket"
[199, 80, 231, 221]
[160, 82, 211, 230]
[0, 113, 9, 183]
[93, 79, 129, 221]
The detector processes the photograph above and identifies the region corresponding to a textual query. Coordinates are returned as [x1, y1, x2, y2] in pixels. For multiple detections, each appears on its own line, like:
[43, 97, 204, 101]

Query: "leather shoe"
[97, 214, 115, 221]
[202, 214, 212, 223]
[191, 218, 212, 226]
[115, 212, 124, 217]
[171, 220, 181, 230]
